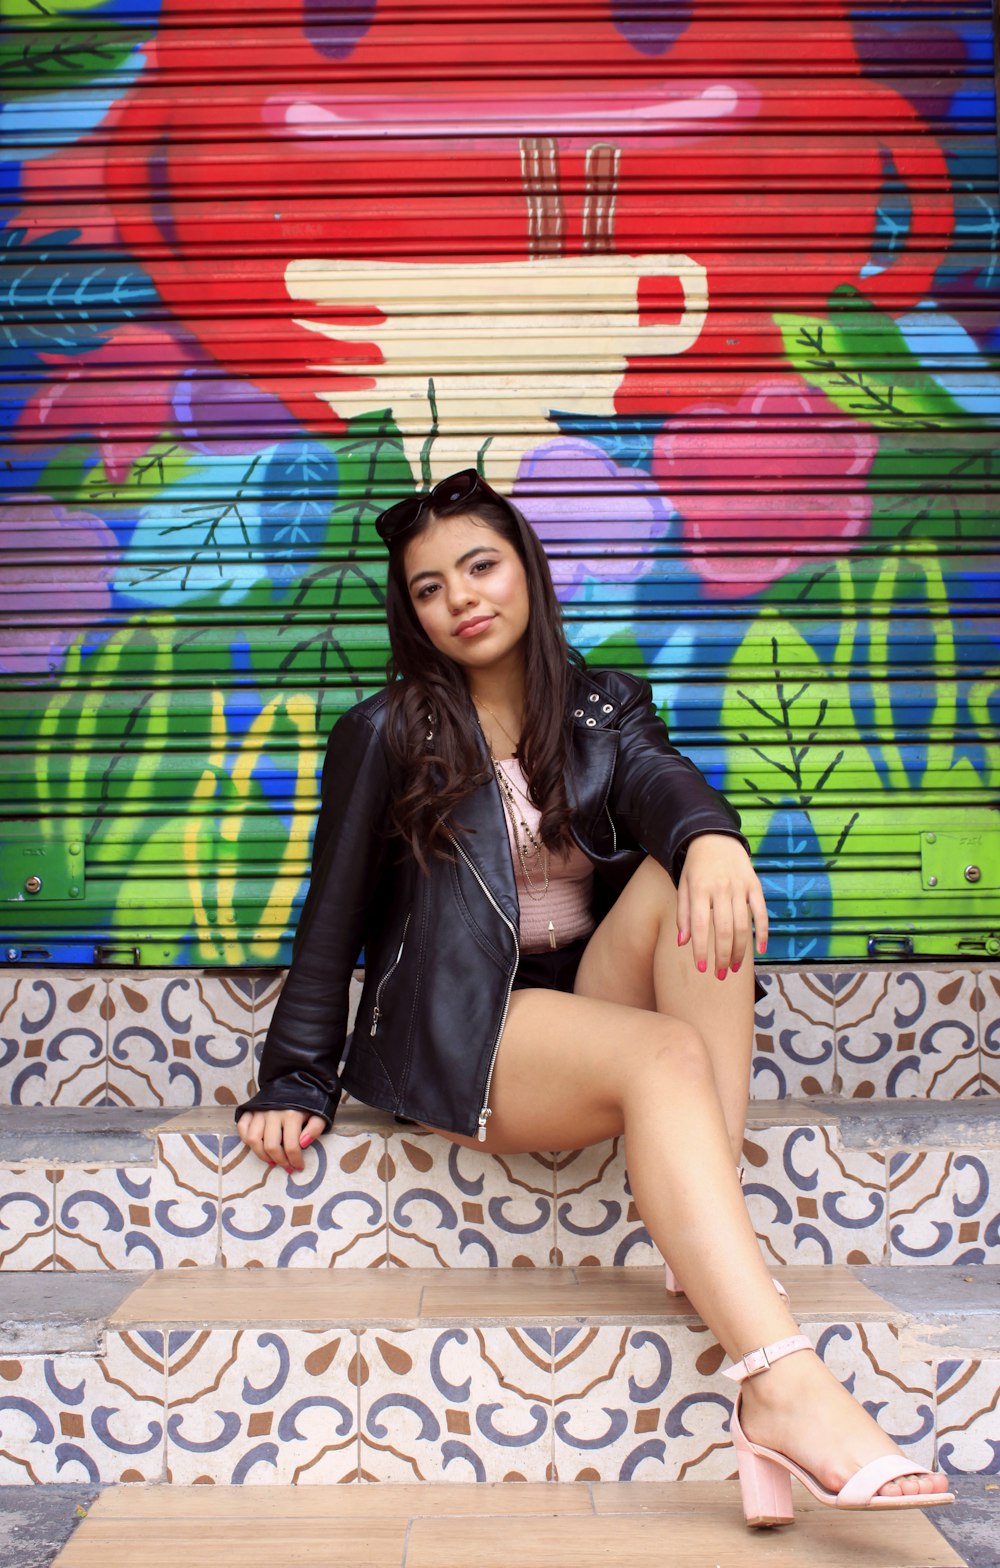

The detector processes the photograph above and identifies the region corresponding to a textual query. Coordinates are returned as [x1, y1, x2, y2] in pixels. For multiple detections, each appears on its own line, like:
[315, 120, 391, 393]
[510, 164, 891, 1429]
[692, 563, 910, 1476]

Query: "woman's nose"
[447, 577, 477, 613]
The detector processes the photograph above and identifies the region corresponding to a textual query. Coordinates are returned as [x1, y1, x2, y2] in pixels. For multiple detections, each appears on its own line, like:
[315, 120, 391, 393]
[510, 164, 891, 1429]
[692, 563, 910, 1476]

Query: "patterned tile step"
[1, 963, 995, 1108]
[1, 1265, 992, 1486]
[2, 1101, 999, 1272]
[47, 1481, 964, 1567]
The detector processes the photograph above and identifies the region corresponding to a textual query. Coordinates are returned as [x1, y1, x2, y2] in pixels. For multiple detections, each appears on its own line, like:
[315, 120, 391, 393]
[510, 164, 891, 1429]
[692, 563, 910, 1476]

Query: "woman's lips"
[455, 616, 495, 638]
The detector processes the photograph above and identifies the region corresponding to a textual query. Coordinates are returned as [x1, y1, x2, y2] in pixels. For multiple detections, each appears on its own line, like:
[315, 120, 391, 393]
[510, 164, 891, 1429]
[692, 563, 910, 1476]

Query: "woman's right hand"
[237, 1108, 327, 1173]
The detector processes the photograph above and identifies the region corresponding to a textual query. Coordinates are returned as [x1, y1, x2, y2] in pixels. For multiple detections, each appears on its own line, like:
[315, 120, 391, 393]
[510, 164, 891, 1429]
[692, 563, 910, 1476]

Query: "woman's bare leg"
[574, 855, 754, 1161]
[424, 989, 947, 1500]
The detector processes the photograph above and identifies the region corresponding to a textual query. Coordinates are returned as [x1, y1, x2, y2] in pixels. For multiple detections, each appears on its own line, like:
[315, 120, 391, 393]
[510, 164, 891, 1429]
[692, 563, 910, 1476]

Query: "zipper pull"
[477, 1108, 491, 1143]
[548, 921, 556, 950]
[370, 1006, 380, 1037]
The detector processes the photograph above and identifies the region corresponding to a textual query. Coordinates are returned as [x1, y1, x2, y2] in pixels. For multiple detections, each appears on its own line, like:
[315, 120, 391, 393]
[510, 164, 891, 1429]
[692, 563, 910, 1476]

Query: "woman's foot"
[738, 1346, 950, 1501]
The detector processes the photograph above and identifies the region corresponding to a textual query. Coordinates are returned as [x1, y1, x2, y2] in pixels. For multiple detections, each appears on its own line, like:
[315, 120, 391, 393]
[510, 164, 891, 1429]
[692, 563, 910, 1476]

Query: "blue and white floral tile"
[0, 1332, 165, 1484]
[935, 1359, 1000, 1475]
[0, 1165, 54, 1270]
[0, 972, 108, 1108]
[53, 1134, 220, 1271]
[553, 1143, 661, 1270]
[888, 1149, 1000, 1265]
[833, 968, 981, 1099]
[164, 1328, 359, 1485]
[552, 1322, 730, 1483]
[357, 1326, 552, 1482]
[106, 973, 255, 1110]
[386, 1134, 556, 1269]
[979, 969, 1000, 1091]
[750, 970, 837, 1100]
[740, 1125, 889, 1267]
[219, 1129, 387, 1269]
[815, 1321, 937, 1469]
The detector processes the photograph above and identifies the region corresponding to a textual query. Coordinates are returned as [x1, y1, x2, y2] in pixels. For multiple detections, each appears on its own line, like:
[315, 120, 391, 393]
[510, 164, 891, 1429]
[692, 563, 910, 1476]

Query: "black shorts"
[511, 935, 590, 994]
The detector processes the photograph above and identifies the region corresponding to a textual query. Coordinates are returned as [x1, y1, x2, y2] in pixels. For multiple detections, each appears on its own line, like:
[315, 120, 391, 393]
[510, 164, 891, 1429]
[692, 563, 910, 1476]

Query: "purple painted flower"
[0, 499, 119, 675]
[172, 373, 297, 456]
[513, 438, 674, 600]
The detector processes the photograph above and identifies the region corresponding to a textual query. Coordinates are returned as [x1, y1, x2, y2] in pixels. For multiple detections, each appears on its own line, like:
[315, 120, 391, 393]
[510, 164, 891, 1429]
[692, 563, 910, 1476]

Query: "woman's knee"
[623, 1015, 715, 1098]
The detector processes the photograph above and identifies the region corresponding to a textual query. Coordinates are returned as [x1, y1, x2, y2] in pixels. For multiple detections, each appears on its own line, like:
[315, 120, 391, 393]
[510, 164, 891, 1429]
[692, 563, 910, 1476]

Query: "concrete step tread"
[5, 1264, 998, 1344]
[3, 1098, 999, 1165]
[46, 1479, 964, 1568]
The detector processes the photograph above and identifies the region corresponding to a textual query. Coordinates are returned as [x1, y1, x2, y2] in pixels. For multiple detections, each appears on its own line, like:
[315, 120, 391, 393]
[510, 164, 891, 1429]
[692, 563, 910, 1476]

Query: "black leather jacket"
[236, 667, 754, 1140]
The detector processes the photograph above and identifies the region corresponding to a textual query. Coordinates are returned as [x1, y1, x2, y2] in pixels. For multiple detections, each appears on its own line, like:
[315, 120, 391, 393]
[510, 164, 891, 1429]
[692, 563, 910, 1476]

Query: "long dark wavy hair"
[383, 492, 584, 870]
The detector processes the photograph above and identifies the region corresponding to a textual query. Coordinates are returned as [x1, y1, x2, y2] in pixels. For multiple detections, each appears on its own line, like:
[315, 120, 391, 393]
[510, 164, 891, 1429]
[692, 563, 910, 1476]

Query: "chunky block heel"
[724, 1333, 955, 1524]
[733, 1437, 794, 1527]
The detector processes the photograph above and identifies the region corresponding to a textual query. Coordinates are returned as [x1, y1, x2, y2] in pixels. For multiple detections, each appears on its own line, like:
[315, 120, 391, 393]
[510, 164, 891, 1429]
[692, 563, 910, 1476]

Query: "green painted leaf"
[773, 309, 966, 428]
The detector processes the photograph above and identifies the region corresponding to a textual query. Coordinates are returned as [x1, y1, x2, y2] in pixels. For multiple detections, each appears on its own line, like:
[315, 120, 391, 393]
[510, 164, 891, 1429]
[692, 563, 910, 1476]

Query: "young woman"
[236, 468, 952, 1525]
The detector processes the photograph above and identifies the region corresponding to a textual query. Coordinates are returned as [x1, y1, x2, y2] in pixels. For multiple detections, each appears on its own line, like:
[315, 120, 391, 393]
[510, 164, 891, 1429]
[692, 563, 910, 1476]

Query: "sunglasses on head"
[374, 468, 511, 544]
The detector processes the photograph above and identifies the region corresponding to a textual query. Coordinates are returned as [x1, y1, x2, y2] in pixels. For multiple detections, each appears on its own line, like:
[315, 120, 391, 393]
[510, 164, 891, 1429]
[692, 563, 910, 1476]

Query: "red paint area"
[103, 0, 954, 434]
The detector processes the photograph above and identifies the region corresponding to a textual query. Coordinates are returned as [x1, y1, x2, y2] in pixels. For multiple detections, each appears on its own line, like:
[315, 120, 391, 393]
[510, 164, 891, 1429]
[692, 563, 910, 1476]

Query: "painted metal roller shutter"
[1, 0, 998, 967]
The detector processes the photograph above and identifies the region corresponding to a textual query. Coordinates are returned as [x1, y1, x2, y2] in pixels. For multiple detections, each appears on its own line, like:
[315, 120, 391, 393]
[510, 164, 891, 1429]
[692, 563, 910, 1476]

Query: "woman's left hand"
[676, 833, 768, 977]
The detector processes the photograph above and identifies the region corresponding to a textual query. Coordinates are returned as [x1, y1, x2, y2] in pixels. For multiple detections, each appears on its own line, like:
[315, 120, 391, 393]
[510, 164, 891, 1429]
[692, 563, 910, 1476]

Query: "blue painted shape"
[476, 1403, 548, 1448]
[242, 1334, 290, 1406]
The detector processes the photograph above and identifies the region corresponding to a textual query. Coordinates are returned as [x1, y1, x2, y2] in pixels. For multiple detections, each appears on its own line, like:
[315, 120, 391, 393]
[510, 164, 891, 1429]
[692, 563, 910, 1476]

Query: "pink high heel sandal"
[724, 1334, 955, 1526]
[663, 1166, 790, 1302]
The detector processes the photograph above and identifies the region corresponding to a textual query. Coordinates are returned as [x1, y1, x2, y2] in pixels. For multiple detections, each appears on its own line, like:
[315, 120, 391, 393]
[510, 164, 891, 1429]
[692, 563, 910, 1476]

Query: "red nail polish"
[677, 931, 684, 946]
[717, 968, 727, 980]
[731, 963, 741, 973]
[697, 960, 707, 973]
[300, 1135, 313, 1148]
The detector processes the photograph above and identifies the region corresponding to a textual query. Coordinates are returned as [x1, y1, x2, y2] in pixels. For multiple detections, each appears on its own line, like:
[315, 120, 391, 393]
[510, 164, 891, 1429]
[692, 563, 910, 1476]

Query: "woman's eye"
[416, 583, 438, 601]
[471, 558, 495, 575]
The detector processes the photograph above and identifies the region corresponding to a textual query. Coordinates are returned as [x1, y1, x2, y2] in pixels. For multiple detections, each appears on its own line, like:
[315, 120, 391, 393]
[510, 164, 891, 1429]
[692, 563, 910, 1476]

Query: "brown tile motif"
[553, 1143, 661, 1269]
[888, 1149, 1000, 1264]
[741, 1125, 888, 1267]
[833, 969, 982, 1099]
[980, 969, 1000, 1091]
[0, 1332, 164, 1484]
[0, 973, 108, 1107]
[107, 975, 255, 1109]
[386, 1136, 556, 1269]
[358, 1326, 552, 1482]
[935, 1358, 1000, 1475]
[0, 1165, 55, 1270]
[750, 970, 836, 1099]
[220, 1129, 387, 1268]
[164, 1328, 359, 1484]
[53, 1134, 220, 1271]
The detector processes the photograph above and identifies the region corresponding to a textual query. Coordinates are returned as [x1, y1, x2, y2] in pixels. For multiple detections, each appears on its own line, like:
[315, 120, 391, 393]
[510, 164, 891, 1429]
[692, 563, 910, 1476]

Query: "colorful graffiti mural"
[2, 0, 998, 965]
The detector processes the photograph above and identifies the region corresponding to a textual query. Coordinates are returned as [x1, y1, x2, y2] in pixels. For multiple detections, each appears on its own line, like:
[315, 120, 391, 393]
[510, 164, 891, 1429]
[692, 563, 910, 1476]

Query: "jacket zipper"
[449, 835, 519, 1142]
[370, 914, 410, 1036]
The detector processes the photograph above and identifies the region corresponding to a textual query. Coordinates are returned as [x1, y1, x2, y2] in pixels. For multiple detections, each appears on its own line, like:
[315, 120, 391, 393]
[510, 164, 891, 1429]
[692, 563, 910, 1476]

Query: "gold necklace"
[474, 698, 521, 759]
[493, 758, 550, 899]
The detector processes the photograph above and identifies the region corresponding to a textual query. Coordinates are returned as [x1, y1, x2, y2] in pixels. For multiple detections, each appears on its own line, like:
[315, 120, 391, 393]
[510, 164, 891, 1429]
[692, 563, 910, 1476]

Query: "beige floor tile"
[109, 1268, 424, 1326]
[405, 1501, 961, 1568]
[85, 1481, 594, 1520]
[53, 1520, 406, 1567]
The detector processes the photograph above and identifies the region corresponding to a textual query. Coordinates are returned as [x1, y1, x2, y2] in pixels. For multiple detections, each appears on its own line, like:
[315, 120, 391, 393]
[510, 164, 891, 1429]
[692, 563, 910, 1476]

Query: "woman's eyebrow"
[408, 545, 500, 589]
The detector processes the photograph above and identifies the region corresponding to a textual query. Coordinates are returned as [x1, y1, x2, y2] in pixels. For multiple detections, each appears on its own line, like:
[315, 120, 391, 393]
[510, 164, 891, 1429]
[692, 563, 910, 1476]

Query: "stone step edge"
[0, 1264, 975, 1352]
[27, 1478, 970, 1568]
[3, 1097, 999, 1166]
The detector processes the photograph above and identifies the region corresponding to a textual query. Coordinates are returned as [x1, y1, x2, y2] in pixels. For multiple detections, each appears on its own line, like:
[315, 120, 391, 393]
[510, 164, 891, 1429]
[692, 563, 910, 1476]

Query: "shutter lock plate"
[1, 839, 86, 902]
[921, 831, 998, 892]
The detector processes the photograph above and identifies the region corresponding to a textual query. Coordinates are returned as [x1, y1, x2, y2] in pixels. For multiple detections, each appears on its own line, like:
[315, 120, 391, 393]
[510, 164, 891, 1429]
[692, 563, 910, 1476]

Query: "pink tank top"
[495, 756, 596, 954]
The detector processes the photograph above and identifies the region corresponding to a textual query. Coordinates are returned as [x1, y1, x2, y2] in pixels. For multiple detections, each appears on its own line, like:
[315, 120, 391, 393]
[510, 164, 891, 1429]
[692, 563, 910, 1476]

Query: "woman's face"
[402, 512, 531, 677]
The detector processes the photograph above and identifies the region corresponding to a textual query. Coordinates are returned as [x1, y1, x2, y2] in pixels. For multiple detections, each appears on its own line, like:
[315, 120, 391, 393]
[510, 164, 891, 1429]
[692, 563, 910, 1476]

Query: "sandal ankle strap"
[723, 1333, 812, 1383]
